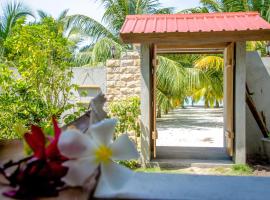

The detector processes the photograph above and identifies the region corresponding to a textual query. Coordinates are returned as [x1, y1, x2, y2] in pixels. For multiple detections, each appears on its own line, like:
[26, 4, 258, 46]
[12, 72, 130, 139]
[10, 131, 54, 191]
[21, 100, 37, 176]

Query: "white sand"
[156, 107, 224, 148]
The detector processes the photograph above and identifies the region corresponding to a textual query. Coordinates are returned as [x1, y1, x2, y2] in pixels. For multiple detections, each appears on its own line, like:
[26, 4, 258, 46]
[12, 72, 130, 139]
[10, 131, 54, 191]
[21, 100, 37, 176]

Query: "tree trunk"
[157, 107, 161, 118]
[164, 108, 169, 115]
[215, 100, 220, 108]
[181, 103, 185, 109]
[205, 100, 209, 108]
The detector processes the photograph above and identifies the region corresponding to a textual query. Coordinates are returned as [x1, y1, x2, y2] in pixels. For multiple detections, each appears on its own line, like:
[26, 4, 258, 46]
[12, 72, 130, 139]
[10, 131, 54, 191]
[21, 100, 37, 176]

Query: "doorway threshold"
[149, 158, 233, 168]
[149, 146, 233, 168]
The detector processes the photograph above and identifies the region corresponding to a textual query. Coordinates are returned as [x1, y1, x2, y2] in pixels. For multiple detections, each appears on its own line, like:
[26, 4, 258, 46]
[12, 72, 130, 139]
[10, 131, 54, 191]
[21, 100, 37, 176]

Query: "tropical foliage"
[156, 54, 223, 113]
[67, 0, 173, 65]
[156, 56, 190, 115]
[108, 97, 140, 146]
[180, 0, 270, 54]
[193, 55, 224, 108]
[0, 17, 75, 139]
[182, 0, 270, 17]
[0, 1, 33, 54]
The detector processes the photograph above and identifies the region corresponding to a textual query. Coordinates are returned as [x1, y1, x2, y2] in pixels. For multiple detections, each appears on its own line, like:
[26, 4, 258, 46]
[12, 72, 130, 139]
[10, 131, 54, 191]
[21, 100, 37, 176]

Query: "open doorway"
[151, 48, 234, 164]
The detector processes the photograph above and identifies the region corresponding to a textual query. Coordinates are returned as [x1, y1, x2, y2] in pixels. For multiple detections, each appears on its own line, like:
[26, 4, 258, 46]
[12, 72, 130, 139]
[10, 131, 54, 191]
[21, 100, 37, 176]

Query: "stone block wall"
[106, 51, 141, 102]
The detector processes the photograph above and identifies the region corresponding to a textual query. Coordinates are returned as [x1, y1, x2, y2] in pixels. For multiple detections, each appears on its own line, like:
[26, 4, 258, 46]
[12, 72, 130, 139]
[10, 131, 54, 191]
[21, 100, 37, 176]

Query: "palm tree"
[177, 0, 270, 109]
[156, 55, 201, 116]
[193, 55, 224, 108]
[36, 9, 70, 34]
[67, 0, 173, 65]
[182, 0, 270, 18]
[0, 1, 33, 52]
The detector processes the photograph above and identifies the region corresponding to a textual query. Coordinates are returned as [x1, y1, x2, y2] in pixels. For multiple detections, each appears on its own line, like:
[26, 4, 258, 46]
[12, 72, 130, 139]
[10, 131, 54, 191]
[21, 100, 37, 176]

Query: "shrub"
[118, 160, 141, 170]
[108, 97, 140, 144]
[0, 18, 76, 139]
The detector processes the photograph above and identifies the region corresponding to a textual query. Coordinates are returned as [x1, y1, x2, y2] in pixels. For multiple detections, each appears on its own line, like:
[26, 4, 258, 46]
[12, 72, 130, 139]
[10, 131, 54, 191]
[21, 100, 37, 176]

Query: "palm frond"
[154, 7, 174, 14]
[192, 55, 224, 107]
[66, 14, 118, 43]
[37, 9, 50, 20]
[73, 50, 93, 66]
[157, 56, 189, 98]
[0, 1, 34, 41]
[58, 9, 69, 21]
[200, 0, 222, 12]
[195, 55, 224, 71]
[178, 7, 209, 13]
[156, 89, 174, 115]
[92, 37, 124, 64]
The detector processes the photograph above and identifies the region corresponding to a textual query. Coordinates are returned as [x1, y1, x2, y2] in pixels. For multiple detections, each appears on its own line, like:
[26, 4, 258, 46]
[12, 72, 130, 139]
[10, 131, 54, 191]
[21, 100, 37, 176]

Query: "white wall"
[70, 67, 106, 104]
[246, 52, 270, 158]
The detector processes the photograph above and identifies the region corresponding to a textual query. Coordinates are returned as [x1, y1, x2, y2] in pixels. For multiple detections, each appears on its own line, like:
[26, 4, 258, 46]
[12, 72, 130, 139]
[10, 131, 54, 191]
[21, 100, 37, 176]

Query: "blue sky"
[1, 0, 201, 22]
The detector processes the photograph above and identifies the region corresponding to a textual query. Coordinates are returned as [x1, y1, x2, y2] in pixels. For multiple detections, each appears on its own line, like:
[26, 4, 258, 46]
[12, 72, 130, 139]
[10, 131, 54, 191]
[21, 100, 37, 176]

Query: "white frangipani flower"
[58, 118, 139, 189]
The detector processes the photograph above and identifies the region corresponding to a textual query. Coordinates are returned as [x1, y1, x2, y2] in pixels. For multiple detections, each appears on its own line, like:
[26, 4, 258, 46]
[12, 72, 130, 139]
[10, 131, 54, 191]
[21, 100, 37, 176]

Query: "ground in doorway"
[157, 107, 224, 148]
[156, 107, 229, 164]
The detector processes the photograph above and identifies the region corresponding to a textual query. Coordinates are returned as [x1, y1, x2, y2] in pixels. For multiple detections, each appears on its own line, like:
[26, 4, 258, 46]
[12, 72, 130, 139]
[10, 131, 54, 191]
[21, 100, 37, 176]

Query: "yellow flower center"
[94, 145, 112, 164]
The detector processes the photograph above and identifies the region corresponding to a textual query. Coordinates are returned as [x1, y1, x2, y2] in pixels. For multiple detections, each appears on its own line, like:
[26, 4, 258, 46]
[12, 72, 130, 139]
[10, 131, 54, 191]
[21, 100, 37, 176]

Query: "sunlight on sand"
[157, 107, 224, 148]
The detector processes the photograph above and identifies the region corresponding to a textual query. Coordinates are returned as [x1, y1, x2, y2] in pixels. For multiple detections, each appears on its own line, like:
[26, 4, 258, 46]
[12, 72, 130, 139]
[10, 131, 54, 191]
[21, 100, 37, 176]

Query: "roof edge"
[125, 11, 260, 19]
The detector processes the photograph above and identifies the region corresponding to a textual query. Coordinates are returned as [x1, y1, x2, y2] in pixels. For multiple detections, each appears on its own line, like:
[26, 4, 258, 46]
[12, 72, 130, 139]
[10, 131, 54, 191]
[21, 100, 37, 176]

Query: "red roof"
[120, 12, 270, 34]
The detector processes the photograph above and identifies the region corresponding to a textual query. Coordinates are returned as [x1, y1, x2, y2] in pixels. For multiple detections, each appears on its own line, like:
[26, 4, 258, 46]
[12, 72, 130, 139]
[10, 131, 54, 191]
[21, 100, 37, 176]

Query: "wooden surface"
[224, 42, 235, 157]
[150, 44, 158, 159]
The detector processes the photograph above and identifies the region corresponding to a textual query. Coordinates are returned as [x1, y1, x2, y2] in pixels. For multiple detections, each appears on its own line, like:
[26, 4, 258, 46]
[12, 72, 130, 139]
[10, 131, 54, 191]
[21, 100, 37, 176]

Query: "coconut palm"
[156, 56, 195, 116]
[178, 0, 270, 109]
[67, 0, 173, 65]
[193, 55, 224, 108]
[36, 9, 70, 34]
[0, 1, 33, 53]
[182, 0, 270, 17]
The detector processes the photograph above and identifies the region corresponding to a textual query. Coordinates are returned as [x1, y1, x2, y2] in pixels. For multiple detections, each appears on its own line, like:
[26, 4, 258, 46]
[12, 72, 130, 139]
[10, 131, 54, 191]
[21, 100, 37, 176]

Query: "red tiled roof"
[120, 12, 270, 34]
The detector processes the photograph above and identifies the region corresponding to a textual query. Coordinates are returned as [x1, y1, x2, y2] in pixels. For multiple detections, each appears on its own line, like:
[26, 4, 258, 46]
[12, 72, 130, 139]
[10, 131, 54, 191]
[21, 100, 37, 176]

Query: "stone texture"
[106, 59, 120, 67]
[106, 50, 141, 102]
[121, 51, 140, 60]
[120, 60, 134, 67]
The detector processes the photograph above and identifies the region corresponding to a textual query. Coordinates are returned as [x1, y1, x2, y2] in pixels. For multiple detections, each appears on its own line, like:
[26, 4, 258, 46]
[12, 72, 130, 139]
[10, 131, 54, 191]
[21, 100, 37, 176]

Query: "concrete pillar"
[234, 41, 246, 164]
[140, 44, 151, 164]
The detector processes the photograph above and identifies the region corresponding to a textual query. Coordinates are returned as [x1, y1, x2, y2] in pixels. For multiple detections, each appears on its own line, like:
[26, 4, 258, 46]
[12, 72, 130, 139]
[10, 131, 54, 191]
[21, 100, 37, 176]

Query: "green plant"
[109, 97, 140, 145]
[68, 0, 173, 65]
[193, 55, 224, 108]
[0, 1, 34, 54]
[118, 160, 140, 170]
[232, 164, 253, 175]
[0, 18, 76, 139]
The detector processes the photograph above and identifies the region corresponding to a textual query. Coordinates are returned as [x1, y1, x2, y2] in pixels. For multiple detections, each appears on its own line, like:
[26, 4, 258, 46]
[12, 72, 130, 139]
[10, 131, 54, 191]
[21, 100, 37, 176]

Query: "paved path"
[156, 107, 224, 148]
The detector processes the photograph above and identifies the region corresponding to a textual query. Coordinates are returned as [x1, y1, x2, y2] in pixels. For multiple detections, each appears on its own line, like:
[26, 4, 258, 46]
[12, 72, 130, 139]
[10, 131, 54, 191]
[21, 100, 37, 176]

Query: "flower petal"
[24, 125, 46, 158]
[100, 161, 134, 190]
[90, 119, 117, 146]
[52, 118, 61, 140]
[110, 134, 139, 161]
[58, 129, 96, 159]
[62, 158, 98, 187]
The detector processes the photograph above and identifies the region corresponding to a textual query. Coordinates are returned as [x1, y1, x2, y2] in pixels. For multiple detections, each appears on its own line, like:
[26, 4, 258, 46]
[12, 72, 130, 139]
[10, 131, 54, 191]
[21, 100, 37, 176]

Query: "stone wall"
[106, 51, 141, 102]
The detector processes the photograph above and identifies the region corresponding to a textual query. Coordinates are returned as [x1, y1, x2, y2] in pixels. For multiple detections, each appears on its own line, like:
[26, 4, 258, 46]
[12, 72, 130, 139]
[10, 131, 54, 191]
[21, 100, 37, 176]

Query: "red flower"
[1, 118, 68, 199]
[24, 118, 68, 178]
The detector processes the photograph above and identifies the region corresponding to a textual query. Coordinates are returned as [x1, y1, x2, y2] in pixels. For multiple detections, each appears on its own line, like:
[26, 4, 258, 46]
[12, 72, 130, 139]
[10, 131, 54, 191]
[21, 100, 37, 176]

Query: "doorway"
[150, 44, 235, 164]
